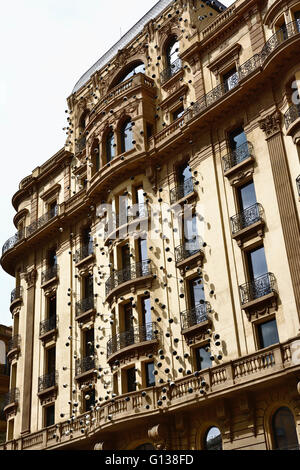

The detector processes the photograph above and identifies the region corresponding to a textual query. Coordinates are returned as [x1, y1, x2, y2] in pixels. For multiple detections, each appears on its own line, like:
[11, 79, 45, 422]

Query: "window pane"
[119, 63, 145, 84]
[127, 368, 136, 393]
[229, 127, 247, 150]
[205, 427, 222, 450]
[178, 164, 192, 185]
[247, 246, 268, 280]
[45, 405, 55, 428]
[238, 181, 257, 211]
[145, 362, 155, 388]
[167, 39, 179, 65]
[106, 131, 115, 162]
[142, 297, 152, 325]
[258, 319, 279, 349]
[121, 121, 133, 153]
[173, 106, 184, 121]
[195, 347, 212, 371]
[272, 407, 299, 450]
[189, 278, 205, 307]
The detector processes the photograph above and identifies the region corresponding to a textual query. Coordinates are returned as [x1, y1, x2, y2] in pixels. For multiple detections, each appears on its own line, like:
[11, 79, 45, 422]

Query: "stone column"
[259, 110, 300, 319]
[64, 161, 71, 201]
[21, 268, 37, 435]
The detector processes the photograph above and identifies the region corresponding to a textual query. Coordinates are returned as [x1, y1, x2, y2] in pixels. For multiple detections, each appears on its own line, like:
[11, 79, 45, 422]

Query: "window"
[84, 389, 96, 413]
[49, 201, 58, 217]
[106, 130, 115, 163]
[145, 362, 155, 388]
[272, 407, 299, 450]
[172, 106, 184, 121]
[204, 427, 222, 450]
[116, 62, 145, 85]
[48, 249, 57, 268]
[247, 246, 268, 281]
[123, 303, 134, 336]
[84, 328, 94, 357]
[166, 37, 180, 67]
[46, 347, 56, 375]
[48, 296, 56, 320]
[178, 163, 192, 187]
[237, 180, 257, 212]
[195, 346, 212, 371]
[82, 227, 93, 255]
[228, 127, 248, 157]
[83, 273, 94, 299]
[45, 405, 55, 428]
[146, 123, 153, 140]
[189, 277, 205, 308]
[223, 67, 238, 92]
[257, 319, 279, 349]
[295, 11, 300, 32]
[135, 186, 145, 217]
[126, 367, 136, 393]
[121, 244, 131, 270]
[120, 120, 133, 154]
[141, 297, 152, 325]
[138, 238, 148, 263]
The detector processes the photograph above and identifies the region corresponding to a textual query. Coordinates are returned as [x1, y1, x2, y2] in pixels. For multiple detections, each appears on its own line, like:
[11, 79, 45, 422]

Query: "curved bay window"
[106, 130, 115, 163]
[120, 119, 133, 154]
[204, 427, 223, 450]
[272, 407, 299, 450]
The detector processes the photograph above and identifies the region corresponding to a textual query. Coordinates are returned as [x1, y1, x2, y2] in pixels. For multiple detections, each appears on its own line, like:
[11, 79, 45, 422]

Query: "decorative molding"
[208, 43, 242, 76]
[24, 269, 38, 289]
[148, 424, 168, 450]
[259, 110, 282, 139]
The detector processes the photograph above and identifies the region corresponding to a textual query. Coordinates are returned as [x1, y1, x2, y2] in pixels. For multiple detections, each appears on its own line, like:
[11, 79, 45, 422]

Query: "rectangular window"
[84, 389, 96, 413]
[123, 303, 134, 334]
[48, 249, 57, 268]
[228, 127, 247, 151]
[126, 368, 136, 393]
[145, 362, 155, 388]
[178, 163, 192, 186]
[45, 405, 55, 428]
[84, 328, 94, 357]
[223, 67, 238, 92]
[195, 346, 212, 371]
[172, 106, 184, 121]
[247, 246, 268, 281]
[49, 201, 58, 217]
[138, 238, 148, 263]
[237, 181, 257, 212]
[83, 274, 94, 299]
[47, 348, 56, 374]
[141, 297, 152, 325]
[146, 123, 153, 140]
[189, 277, 205, 308]
[48, 296, 56, 319]
[257, 319, 279, 349]
[121, 244, 131, 269]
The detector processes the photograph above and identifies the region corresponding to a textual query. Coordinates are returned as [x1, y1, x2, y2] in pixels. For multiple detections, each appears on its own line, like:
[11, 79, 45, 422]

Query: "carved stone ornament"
[259, 111, 282, 138]
[25, 268, 38, 288]
[148, 424, 168, 450]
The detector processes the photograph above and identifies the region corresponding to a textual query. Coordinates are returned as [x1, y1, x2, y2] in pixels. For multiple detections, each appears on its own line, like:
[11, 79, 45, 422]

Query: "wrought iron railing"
[8, 335, 21, 353]
[10, 286, 23, 304]
[75, 296, 95, 317]
[285, 103, 300, 129]
[75, 136, 87, 155]
[0, 364, 10, 376]
[2, 229, 25, 256]
[26, 206, 58, 238]
[104, 206, 148, 238]
[170, 177, 195, 205]
[107, 322, 158, 357]
[75, 356, 95, 376]
[39, 316, 57, 337]
[240, 273, 277, 305]
[4, 388, 19, 407]
[38, 372, 57, 393]
[238, 53, 261, 79]
[231, 203, 264, 235]
[160, 58, 182, 84]
[261, 21, 300, 62]
[223, 142, 254, 172]
[105, 260, 152, 297]
[181, 302, 210, 331]
[297, 176, 300, 197]
[41, 265, 59, 284]
[175, 237, 203, 264]
[75, 242, 94, 263]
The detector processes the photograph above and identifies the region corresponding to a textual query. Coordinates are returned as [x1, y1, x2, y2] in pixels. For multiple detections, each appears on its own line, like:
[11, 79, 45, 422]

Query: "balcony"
[105, 260, 153, 302]
[75, 136, 87, 156]
[3, 388, 19, 416]
[170, 177, 196, 205]
[39, 316, 57, 343]
[104, 207, 148, 243]
[75, 242, 94, 267]
[222, 141, 255, 176]
[26, 205, 58, 238]
[107, 322, 158, 363]
[38, 372, 58, 398]
[239, 273, 278, 320]
[230, 203, 265, 246]
[75, 356, 96, 381]
[160, 58, 182, 85]
[285, 103, 300, 144]
[7, 335, 21, 362]
[75, 296, 95, 323]
[181, 302, 212, 337]
[175, 238, 204, 274]
[2, 229, 25, 257]
[10, 286, 23, 311]
[260, 21, 300, 62]
[41, 265, 59, 287]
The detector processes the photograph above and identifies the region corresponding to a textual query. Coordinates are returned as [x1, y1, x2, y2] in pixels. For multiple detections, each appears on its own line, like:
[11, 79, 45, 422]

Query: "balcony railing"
[75, 296, 95, 318]
[240, 273, 277, 305]
[181, 302, 210, 331]
[261, 21, 300, 62]
[105, 260, 152, 297]
[41, 265, 59, 285]
[39, 316, 57, 337]
[223, 142, 254, 173]
[175, 237, 203, 264]
[38, 372, 57, 393]
[8, 335, 20, 353]
[75, 356, 95, 377]
[104, 206, 148, 239]
[285, 103, 300, 129]
[26, 206, 58, 238]
[4, 389, 19, 408]
[160, 58, 182, 84]
[10, 286, 23, 304]
[0, 364, 10, 376]
[231, 203, 264, 235]
[170, 177, 195, 205]
[297, 176, 300, 197]
[75, 242, 94, 264]
[2, 229, 25, 256]
[107, 322, 158, 358]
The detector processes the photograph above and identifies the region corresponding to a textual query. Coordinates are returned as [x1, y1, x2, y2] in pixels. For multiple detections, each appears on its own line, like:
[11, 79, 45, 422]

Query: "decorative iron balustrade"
[4, 388, 19, 407]
[105, 260, 152, 297]
[0, 364, 10, 376]
[223, 141, 254, 173]
[26, 206, 58, 238]
[10, 286, 23, 304]
[261, 21, 300, 62]
[238, 53, 261, 79]
[39, 316, 57, 337]
[75, 242, 94, 264]
[170, 177, 195, 205]
[175, 237, 203, 264]
[38, 372, 57, 393]
[107, 322, 158, 357]
[104, 206, 148, 238]
[231, 203, 264, 235]
[75, 356, 95, 376]
[297, 176, 300, 197]
[75, 296, 95, 317]
[285, 103, 300, 129]
[8, 335, 20, 353]
[75, 136, 87, 155]
[2, 229, 25, 256]
[240, 273, 276, 305]
[160, 58, 182, 84]
[181, 302, 210, 331]
[41, 265, 59, 284]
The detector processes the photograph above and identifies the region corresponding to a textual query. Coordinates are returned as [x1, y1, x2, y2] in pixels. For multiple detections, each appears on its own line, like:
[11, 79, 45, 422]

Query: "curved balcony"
[38, 372, 58, 398]
[7, 335, 21, 361]
[260, 21, 300, 62]
[27, 206, 58, 238]
[231, 203, 265, 246]
[107, 322, 158, 363]
[181, 302, 211, 336]
[2, 230, 25, 257]
[3, 388, 19, 415]
[170, 177, 196, 205]
[160, 58, 182, 85]
[75, 356, 96, 381]
[104, 207, 148, 243]
[10, 286, 23, 312]
[223, 141, 254, 175]
[239, 273, 277, 320]
[285, 103, 300, 144]
[41, 265, 59, 287]
[105, 260, 153, 302]
[75, 296, 95, 323]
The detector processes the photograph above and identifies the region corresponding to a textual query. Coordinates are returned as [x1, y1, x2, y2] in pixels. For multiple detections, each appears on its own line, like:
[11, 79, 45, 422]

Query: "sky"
[0, 0, 234, 326]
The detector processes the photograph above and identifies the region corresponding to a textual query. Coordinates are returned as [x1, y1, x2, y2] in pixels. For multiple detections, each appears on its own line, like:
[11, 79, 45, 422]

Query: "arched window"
[106, 130, 115, 163]
[272, 407, 299, 450]
[120, 120, 133, 154]
[135, 443, 155, 450]
[91, 139, 100, 174]
[111, 61, 145, 88]
[204, 427, 222, 450]
[166, 37, 180, 67]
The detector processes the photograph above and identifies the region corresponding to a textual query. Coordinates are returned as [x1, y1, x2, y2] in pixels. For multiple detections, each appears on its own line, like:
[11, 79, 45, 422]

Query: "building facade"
[1, 0, 300, 451]
[0, 325, 12, 444]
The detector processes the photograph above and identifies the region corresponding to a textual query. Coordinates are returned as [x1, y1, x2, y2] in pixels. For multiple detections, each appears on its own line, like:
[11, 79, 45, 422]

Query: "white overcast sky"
[0, 0, 234, 326]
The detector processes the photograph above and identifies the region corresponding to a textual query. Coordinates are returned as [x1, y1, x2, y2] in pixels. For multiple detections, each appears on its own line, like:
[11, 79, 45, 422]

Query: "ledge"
[75, 309, 96, 324]
[41, 276, 59, 290]
[10, 297, 23, 314]
[224, 155, 255, 182]
[242, 291, 278, 321]
[37, 385, 58, 400]
[106, 274, 153, 305]
[75, 369, 97, 383]
[39, 328, 58, 344]
[176, 250, 204, 275]
[107, 338, 159, 365]
[75, 254, 95, 270]
[181, 319, 211, 339]
[232, 219, 265, 247]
